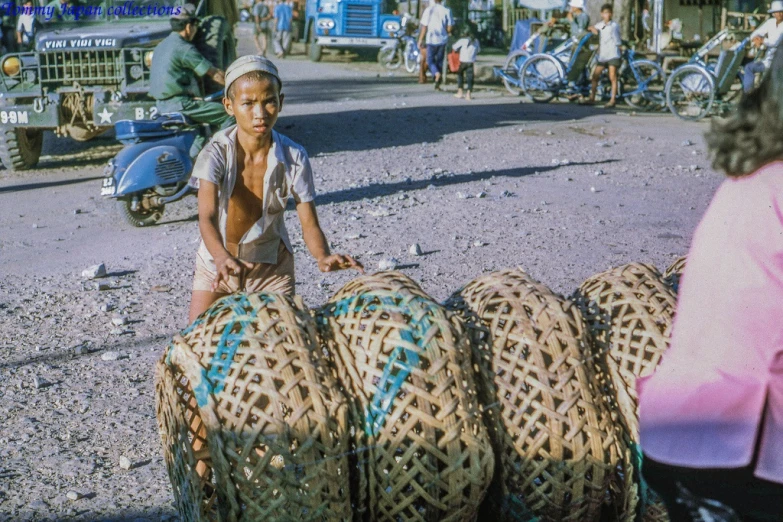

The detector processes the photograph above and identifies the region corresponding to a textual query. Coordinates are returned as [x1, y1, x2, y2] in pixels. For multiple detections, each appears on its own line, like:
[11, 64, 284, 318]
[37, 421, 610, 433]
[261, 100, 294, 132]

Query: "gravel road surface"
[0, 24, 721, 521]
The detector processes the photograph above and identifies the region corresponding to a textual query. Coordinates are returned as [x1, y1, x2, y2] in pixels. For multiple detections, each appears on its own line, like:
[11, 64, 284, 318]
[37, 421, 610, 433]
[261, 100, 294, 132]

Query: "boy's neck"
[237, 129, 274, 161]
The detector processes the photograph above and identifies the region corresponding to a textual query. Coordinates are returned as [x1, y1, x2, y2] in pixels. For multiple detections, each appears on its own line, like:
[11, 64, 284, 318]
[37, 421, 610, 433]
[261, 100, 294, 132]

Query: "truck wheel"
[117, 198, 164, 227]
[308, 25, 322, 62]
[0, 127, 43, 171]
[195, 15, 235, 93]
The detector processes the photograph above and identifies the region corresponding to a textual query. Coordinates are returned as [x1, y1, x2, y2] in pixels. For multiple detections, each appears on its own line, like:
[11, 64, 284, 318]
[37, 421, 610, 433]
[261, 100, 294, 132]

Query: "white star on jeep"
[98, 108, 114, 124]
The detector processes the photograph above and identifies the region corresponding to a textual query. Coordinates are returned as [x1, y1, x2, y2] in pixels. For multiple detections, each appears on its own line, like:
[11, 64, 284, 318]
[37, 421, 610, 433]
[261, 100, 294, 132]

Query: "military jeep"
[0, 0, 237, 170]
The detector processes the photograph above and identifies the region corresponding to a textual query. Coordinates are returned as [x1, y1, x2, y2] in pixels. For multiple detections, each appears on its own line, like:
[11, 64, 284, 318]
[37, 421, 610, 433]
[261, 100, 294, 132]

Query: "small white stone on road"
[476, 191, 487, 198]
[82, 264, 107, 279]
[32, 223, 39, 229]
[681, 139, 693, 146]
[473, 240, 486, 247]
[378, 257, 399, 271]
[111, 316, 127, 327]
[594, 169, 604, 176]
[590, 186, 597, 192]
[560, 159, 570, 165]
[101, 351, 122, 362]
[409, 244, 422, 256]
[66, 491, 82, 501]
[119, 456, 132, 470]
[457, 192, 472, 199]
[689, 165, 700, 171]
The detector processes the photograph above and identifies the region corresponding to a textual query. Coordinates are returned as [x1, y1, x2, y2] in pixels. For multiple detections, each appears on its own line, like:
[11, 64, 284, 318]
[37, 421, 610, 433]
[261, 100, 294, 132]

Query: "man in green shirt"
[149, 4, 233, 135]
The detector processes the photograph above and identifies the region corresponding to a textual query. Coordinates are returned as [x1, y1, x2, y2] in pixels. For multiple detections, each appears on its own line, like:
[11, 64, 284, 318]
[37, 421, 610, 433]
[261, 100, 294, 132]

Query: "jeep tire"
[0, 127, 43, 171]
[307, 24, 322, 62]
[194, 15, 236, 93]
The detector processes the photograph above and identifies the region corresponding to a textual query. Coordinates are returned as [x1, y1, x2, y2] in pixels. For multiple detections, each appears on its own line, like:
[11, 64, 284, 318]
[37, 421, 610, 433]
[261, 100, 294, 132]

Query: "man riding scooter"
[149, 3, 235, 156]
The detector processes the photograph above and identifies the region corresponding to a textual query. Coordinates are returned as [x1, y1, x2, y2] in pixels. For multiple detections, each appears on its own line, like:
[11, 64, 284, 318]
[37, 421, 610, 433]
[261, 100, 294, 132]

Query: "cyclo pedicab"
[664, 27, 757, 120]
[517, 29, 667, 107]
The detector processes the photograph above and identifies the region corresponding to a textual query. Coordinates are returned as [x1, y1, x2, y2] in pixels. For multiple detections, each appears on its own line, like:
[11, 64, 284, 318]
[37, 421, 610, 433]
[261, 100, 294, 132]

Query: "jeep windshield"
[36, 0, 186, 23]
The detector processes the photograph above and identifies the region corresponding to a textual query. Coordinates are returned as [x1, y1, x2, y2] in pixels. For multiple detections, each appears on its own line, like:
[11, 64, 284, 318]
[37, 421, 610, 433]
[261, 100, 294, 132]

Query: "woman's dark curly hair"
[705, 48, 783, 177]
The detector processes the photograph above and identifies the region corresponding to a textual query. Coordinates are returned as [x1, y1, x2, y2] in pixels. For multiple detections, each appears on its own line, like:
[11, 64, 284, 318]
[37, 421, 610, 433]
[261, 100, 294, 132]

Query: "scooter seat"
[115, 113, 194, 144]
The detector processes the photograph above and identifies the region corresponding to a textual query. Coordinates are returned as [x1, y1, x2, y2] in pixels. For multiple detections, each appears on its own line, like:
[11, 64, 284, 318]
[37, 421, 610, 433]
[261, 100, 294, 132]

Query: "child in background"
[584, 3, 621, 108]
[452, 28, 480, 101]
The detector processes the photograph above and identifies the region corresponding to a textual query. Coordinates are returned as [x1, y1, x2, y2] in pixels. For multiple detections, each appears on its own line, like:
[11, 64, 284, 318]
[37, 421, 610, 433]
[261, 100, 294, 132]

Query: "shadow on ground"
[280, 101, 604, 156]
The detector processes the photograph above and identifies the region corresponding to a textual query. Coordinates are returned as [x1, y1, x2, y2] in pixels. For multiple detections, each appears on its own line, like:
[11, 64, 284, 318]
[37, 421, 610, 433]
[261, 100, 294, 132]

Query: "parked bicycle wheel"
[378, 45, 403, 70]
[404, 39, 420, 74]
[624, 60, 666, 111]
[520, 54, 564, 103]
[665, 65, 715, 121]
[502, 50, 530, 95]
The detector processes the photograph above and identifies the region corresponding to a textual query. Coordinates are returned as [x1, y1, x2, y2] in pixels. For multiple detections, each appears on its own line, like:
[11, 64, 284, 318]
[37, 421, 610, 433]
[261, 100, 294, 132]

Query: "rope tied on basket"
[321, 291, 451, 438]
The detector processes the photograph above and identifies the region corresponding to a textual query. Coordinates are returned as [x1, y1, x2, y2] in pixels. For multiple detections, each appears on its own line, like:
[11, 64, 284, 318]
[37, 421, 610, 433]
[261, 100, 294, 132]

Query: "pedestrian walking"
[253, 0, 273, 56]
[584, 4, 621, 108]
[16, 0, 36, 51]
[273, 0, 293, 59]
[638, 45, 783, 522]
[743, 0, 783, 93]
[417, 0, 453, 90]
[452, 30, 480, 100]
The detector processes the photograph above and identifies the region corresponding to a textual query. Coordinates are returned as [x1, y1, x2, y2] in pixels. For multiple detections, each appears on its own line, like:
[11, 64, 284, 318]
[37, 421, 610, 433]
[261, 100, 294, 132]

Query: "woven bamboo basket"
[572, 263, 677, 522]
[662, 256, 687, 294]
[317, 271, 494, 522]
[155, 292, 353, 522]
[445, 268, 621, 522]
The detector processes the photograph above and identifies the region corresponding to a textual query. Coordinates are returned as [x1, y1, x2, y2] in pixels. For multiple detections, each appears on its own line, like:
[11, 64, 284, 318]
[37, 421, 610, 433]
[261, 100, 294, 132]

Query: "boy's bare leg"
[189, 290, 229, 323]
[589, 65, 605, 102]
[607, 64, 617, 105]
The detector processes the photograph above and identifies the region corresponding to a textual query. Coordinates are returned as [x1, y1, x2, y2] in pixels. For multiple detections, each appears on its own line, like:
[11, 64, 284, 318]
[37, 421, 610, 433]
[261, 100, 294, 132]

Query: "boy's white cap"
[769, 0, 783, 13]
[225, 55, 281, 94]
[569, 0, 585, 9]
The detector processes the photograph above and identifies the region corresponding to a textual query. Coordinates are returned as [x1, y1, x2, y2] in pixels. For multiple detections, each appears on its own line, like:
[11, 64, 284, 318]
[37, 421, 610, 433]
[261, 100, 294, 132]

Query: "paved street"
[0, 24, 722, 521]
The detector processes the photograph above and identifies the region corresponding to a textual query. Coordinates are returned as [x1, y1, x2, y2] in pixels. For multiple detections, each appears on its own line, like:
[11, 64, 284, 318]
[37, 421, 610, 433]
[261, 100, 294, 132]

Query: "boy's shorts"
[192, 242, 295, 296]
[598, 58, 622, 67]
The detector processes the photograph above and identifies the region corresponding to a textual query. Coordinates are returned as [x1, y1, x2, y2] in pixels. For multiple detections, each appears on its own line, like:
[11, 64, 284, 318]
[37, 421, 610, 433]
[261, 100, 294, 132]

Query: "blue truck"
[304, 0, 402, 61]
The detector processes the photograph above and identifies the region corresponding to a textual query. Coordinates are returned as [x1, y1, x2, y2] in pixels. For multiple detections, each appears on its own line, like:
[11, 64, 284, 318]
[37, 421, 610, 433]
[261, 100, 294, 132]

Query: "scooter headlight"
[143, 51, 153, 68]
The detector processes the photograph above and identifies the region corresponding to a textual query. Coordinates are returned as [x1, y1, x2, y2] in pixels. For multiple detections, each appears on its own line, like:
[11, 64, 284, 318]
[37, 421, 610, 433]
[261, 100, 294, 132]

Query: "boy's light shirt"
[594, 20, 621, 61]
[192, 125, 316, 266]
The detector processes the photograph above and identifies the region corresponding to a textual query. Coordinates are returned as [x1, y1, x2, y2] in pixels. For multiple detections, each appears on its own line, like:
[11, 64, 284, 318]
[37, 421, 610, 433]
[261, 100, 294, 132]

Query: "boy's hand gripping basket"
[317, 272, 495, 522]
[572, 263, 677, 522]
[446, 269, 621, 522]
[155, 293, 353, 521]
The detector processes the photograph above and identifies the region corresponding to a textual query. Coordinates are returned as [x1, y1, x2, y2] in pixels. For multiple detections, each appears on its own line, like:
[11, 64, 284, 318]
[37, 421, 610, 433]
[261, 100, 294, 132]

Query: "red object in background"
[447, 51, 460, 72]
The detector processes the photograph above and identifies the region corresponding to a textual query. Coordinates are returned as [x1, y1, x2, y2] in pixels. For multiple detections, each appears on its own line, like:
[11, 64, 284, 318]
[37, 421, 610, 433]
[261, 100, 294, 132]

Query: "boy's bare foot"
[434, 73, 442, 90]
[454, 88, 463, 99]
[567, 93, 581, 101]
[465, 92, 472, 101]
[579, 98, 595, 105]
[604, 100, 617, 108]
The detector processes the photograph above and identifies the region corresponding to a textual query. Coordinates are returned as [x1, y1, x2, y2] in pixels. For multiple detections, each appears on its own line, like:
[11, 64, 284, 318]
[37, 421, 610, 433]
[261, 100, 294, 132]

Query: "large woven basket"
[662, 256, 686, 294]
[155, 293, 353, 521]
[317, 272, 494, 522]
[445, 268, 621, 522]
[572, 263, 677, 522]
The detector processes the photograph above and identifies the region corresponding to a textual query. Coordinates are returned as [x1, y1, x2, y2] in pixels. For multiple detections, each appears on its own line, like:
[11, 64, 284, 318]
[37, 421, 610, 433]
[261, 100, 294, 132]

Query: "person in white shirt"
[743, 0, 783, 93]
[16, 0, 36, 51]
[417, 0, 453, 90]
[584, 3, 622, 108]
[451, 29, 480, 100]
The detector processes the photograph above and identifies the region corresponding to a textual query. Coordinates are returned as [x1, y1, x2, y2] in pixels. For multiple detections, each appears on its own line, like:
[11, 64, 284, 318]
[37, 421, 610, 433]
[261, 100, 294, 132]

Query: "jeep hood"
[36, 24, 170, 51]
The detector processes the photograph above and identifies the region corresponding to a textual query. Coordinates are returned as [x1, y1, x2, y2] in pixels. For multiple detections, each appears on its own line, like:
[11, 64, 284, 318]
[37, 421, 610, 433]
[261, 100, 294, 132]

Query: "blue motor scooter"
[100, 91, 223, 227]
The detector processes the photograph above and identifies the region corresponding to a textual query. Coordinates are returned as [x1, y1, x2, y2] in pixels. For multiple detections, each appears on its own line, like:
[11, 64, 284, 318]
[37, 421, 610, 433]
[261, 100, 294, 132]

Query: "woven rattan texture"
[445, 268, 621, 522]
[156, 292, 353, 522]
[662, 256, 686, 294]
[572, 263, 676, 522]
[317, 272, 494, 522]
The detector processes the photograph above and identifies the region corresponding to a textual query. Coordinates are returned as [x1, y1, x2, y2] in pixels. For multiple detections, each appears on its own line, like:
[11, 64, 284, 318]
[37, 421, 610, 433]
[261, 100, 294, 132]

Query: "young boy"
[585, 4, 622, 108]
[188, 55, 363, 322]
[452, 29, 480, 101]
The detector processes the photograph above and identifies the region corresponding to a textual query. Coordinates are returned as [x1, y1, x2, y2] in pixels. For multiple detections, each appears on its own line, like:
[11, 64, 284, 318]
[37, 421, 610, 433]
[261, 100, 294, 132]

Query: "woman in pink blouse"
[637, 48, 783, 521]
